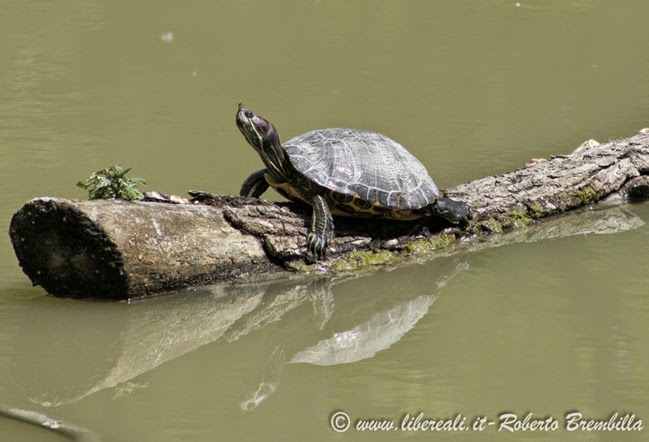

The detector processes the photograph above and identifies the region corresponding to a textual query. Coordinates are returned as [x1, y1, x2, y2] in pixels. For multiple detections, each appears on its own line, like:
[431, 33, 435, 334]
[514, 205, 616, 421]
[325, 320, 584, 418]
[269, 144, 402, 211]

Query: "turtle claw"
[306, 232, 328, 263]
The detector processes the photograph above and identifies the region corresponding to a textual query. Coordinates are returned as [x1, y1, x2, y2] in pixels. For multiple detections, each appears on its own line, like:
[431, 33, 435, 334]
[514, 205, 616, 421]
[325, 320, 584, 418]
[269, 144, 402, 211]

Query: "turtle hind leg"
[306, 194, 334, 262]
[240, 169, 270, 198]
[428, 197, 471, 226]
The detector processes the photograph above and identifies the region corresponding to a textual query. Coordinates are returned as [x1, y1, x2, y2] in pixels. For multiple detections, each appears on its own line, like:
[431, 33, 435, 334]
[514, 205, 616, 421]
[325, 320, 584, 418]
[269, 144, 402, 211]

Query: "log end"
[9, 198, 129, 299]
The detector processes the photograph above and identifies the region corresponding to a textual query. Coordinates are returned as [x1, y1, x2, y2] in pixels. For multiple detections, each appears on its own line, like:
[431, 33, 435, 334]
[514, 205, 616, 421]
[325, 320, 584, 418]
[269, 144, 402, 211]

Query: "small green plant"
[77, 165, 146, 200]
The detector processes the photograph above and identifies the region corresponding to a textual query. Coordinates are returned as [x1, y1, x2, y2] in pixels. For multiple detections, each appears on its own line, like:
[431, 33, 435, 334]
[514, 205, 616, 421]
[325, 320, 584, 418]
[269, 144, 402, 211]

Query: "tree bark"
[9, 131, 649, 299]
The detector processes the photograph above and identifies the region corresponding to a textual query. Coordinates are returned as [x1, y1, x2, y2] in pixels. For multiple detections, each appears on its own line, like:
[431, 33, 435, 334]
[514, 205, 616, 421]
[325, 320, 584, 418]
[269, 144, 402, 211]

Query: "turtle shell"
[282, 129, 440, 210]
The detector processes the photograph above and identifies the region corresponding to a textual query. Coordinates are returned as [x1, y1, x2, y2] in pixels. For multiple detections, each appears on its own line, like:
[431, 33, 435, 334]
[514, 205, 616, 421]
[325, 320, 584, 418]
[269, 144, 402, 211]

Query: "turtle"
[235, 104, 470, 262]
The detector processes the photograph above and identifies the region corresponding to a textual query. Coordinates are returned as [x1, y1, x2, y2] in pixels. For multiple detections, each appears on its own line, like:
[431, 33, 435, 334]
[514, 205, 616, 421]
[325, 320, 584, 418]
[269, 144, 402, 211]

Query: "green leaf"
[78, 165, 147, 200]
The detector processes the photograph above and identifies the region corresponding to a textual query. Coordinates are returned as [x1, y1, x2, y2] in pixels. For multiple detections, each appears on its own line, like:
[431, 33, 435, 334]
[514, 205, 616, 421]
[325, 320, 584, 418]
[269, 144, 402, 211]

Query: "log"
[9, 131, 649, 299]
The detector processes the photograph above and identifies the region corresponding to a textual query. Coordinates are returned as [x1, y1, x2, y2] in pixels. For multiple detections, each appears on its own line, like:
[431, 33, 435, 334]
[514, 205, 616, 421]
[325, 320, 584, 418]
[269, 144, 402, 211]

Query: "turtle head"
[236, 104, 279, 151]
[236, 104, 290, 179]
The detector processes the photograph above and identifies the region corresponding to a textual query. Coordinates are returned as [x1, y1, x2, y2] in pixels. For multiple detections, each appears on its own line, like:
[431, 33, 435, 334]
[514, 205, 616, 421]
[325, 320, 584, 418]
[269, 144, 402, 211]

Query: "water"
[1, 1, 649, 440]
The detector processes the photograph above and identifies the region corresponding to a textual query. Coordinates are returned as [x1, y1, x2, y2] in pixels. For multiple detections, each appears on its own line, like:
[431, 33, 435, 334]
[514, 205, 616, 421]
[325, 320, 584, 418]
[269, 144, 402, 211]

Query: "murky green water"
[1, 1, 649, 440]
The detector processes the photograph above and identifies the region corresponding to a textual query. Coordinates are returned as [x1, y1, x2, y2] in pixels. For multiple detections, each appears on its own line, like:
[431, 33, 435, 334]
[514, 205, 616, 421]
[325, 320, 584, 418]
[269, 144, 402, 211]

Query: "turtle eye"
[244, 109, 254, 118]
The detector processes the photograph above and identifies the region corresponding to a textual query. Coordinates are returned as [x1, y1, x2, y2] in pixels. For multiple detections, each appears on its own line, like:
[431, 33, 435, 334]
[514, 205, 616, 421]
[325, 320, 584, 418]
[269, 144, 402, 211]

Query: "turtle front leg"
[240, 169, 270, 198]
[306, 194, 334, 262]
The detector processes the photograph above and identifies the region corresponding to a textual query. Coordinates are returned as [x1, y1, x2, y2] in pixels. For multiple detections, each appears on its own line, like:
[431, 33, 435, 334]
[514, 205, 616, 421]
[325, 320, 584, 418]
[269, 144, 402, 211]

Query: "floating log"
[8, 131, 649, 299]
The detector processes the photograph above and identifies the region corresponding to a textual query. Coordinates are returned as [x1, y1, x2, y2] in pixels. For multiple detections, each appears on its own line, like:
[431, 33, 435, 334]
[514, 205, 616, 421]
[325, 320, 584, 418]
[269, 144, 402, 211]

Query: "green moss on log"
[527, 201, 545, 218]
[403, 233, 456, 255]
[503, 209, 535, 228]
[328, 233, 457, 273]
[575, 186, 599, 204]
[330, 249, 397, 272]
[472, 217, 504, 234]
[471, 208, 536, 235]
